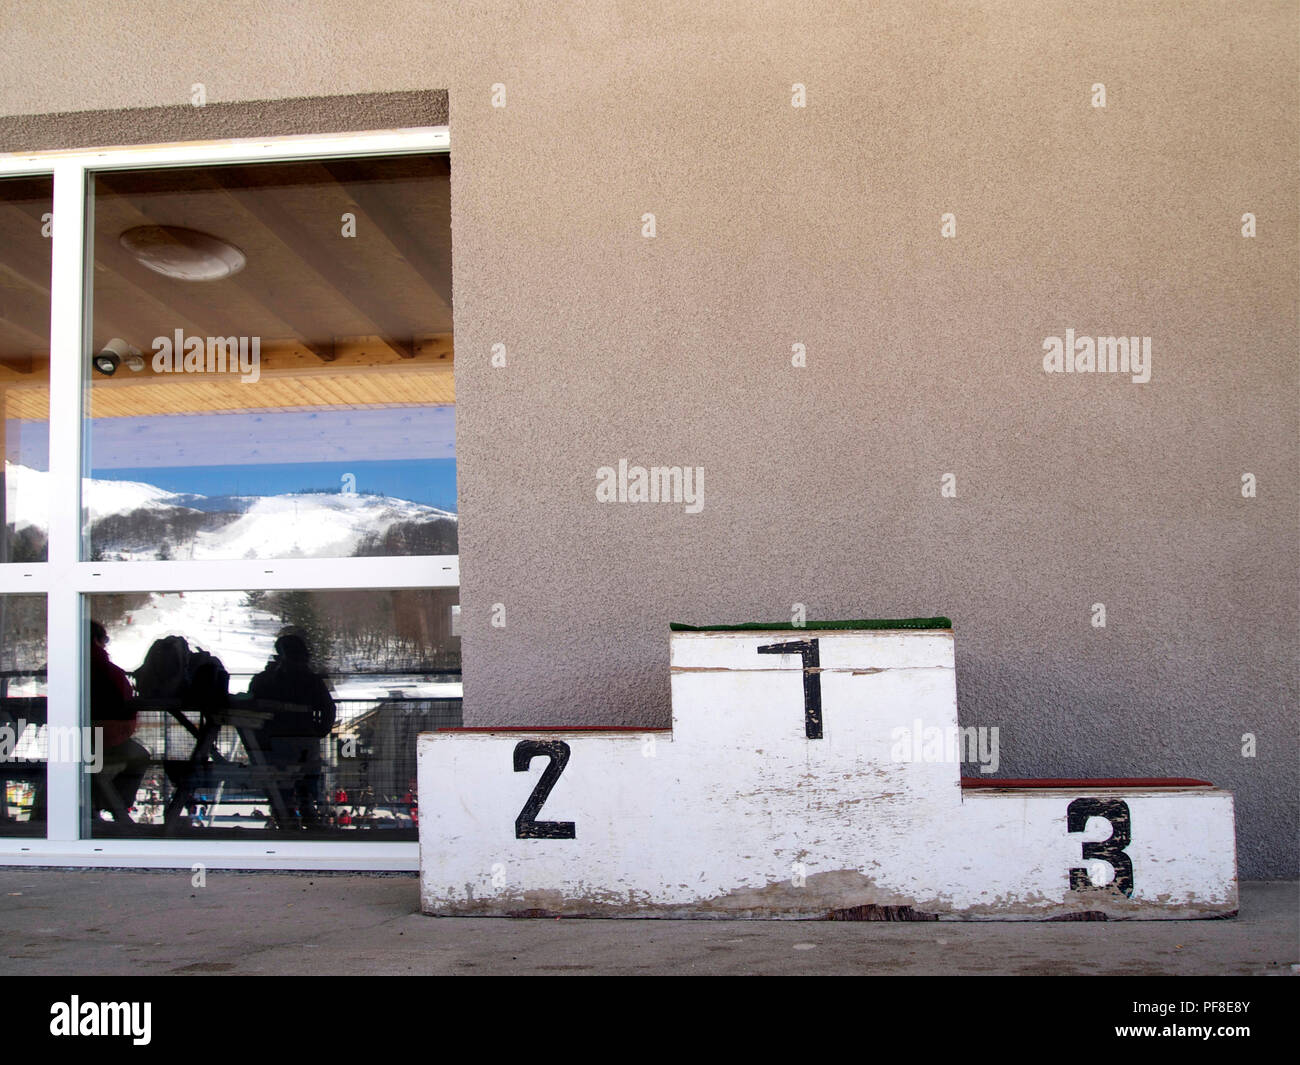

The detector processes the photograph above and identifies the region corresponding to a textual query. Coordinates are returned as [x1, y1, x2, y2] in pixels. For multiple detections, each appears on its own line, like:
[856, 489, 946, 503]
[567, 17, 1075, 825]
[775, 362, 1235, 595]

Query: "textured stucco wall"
[1, 1, 1296, 878]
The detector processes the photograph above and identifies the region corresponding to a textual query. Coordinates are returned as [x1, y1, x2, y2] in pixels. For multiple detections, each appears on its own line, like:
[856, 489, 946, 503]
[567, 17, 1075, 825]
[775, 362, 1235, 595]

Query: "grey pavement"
[0, 870, 1296, 976]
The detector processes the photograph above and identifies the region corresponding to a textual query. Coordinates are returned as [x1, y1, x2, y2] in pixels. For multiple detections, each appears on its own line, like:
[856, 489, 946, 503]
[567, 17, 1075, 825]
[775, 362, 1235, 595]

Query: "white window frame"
[0, 126, 454, 869]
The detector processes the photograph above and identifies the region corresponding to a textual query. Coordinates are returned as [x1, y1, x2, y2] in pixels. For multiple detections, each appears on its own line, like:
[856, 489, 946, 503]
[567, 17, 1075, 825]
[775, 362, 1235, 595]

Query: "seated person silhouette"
[247, 630, 336, 830]
[90, 620, 150, 822]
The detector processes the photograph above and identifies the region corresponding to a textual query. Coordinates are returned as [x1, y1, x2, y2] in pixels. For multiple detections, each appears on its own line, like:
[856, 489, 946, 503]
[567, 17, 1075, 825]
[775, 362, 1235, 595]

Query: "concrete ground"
[0, 870, 1295, 976]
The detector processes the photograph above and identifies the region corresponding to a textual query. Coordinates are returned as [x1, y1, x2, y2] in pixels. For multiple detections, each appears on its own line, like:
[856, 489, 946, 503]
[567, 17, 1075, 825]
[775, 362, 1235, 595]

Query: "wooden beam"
[68, 333, 452, 384]
[87, 354, 453, 390]
[0, 353, 36, 375]
[89, 237, 227, 352]
[225, 271, 336, 362]
[0, 209, 145, 352]
[0, 205, 51, 295]
[0, 256, 48, 298]
[0, 270, 141, 358]
[95, 188, 337, 364]
[201, 171, 417, 359]
[0, 293, 48, 358]
[3, 358, 456, 419]
[318, 159, 453, 310]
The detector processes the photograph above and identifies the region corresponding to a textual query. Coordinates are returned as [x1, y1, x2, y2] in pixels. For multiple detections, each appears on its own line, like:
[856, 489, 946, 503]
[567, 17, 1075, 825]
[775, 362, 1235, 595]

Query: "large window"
[0, 174, 51, 562]
[0, 173, 51, 838]
[0, 128, 455, 866]
[85, 155, 456, 561]
[0, 594, 46, 835]
[87, 588, 459, 839]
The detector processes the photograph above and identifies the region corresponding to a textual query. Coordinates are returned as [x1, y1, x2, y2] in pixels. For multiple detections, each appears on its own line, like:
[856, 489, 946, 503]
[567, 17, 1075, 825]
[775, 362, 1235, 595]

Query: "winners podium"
[418, 621, 1237, 919]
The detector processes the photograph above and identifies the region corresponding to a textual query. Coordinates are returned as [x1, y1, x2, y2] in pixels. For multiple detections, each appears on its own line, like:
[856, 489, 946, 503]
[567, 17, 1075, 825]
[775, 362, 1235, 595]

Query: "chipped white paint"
[419, 629, 1237, 919]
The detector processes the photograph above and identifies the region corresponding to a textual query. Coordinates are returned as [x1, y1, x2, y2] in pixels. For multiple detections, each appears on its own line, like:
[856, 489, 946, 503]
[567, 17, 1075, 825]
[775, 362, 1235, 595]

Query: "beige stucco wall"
[1, 1, 1296, 878]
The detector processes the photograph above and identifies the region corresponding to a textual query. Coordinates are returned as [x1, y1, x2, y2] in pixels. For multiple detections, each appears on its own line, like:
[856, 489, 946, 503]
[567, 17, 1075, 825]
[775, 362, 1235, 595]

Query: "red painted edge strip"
[434, 726, 670, 733]
[961, 777, 1214, 789]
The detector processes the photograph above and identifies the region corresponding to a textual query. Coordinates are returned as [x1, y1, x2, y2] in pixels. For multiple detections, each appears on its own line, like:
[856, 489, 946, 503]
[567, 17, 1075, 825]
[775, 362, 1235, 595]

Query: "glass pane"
[87, 588, 460, 839]
[1, 175, 53, 563]
[0, 594, 47, 836]
[84, 155, 455, 561]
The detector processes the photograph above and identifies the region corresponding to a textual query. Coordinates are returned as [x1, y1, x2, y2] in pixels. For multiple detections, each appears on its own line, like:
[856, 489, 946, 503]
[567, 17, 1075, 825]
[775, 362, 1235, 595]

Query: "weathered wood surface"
[419, 630, 1237, 919]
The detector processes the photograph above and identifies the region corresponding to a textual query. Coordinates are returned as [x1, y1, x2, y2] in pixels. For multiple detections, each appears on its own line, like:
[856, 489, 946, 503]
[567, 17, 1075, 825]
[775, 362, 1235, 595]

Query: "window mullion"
[45, 159, 90, 841]
[68, 555, 459, 594]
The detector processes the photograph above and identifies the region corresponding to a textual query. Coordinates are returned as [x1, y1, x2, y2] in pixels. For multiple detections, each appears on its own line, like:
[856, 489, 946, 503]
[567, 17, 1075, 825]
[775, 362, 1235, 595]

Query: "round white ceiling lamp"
[119, 225, 247, 281]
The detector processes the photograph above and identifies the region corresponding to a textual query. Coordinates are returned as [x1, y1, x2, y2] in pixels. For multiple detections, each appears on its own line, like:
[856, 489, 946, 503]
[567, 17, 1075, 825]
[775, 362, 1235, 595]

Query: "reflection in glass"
[1, 176, 53, 562]
[0, 595, 47, 836]
[88, 588, 459, 839]
[84, 155, 455, 561]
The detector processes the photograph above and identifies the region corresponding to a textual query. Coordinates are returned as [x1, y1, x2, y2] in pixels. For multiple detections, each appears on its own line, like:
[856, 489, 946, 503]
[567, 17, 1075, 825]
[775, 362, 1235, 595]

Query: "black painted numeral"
[1067, 797, 1134, 897]
[756, 638, 822, 739]
[513, 740, 576, 839]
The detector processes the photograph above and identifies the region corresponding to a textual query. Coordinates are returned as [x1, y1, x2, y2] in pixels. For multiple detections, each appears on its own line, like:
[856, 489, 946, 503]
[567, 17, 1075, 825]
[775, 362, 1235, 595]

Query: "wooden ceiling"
[0, 176, 52, 372]
[0, 155, 454, 420]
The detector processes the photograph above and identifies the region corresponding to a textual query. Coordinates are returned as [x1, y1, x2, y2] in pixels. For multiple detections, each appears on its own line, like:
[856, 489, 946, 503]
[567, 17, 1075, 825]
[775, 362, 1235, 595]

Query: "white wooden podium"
[418, 621, 1237, 919]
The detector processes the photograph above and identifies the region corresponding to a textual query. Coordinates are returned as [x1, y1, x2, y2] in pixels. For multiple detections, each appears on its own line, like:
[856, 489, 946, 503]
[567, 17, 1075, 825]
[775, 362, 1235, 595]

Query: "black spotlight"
[93, 351, 120, 376]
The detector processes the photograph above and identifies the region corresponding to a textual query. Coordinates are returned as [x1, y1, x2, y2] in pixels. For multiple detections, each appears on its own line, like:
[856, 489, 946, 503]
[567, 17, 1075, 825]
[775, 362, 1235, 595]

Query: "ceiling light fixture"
[119, 225, 247, 281]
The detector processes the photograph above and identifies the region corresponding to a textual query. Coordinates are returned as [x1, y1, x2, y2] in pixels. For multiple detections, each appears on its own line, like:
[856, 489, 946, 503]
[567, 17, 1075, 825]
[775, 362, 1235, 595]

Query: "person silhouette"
[247, 630, 336, 830]
[89, 620, 150, 822]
